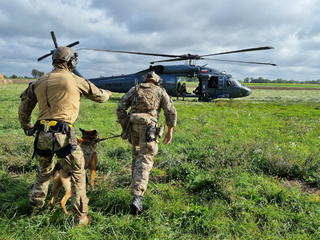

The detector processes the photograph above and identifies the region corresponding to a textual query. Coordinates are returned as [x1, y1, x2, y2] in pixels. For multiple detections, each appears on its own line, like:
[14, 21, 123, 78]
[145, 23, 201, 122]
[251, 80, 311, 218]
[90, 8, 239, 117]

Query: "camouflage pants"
[130, 123, 158, 196]
[29, 131, 88, 222]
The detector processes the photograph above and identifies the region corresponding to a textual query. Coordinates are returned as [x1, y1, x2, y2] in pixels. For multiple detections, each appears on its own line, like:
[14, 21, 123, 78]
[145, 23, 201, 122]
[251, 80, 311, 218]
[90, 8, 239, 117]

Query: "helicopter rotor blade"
[51, 31, 58, 49]
[150, 58, 187, 64]
[37, 51, 54, 61]
[67, 41, 80, 48]
[202, 58, 276, 66]
[201, 46, 275, 57]
[78, 48, 181, 58]
[78, 46, 276, 65]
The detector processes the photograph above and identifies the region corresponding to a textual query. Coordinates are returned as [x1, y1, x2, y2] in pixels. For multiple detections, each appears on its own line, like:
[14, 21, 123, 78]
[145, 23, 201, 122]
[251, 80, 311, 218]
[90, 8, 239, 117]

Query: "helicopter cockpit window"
[226, 77, 240, 87]
[233, 79, 242, 87]
[226, 80, 233, 86]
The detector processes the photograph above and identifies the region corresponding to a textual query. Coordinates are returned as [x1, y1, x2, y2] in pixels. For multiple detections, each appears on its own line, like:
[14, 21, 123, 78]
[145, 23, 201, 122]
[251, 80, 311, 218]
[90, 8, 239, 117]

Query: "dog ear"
[93, 130, 97, 134]
[79, 128, 85, 133]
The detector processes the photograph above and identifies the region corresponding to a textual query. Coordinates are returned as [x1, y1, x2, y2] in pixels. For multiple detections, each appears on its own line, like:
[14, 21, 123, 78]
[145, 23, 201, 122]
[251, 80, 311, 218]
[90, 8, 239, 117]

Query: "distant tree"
[31, 69, 45, 78]
[244, 77, 250, 83]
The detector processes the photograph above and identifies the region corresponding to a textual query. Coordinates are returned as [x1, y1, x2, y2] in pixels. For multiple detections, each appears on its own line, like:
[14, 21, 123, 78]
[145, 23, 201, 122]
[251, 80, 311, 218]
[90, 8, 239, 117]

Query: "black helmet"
[52, 46, 78, 69]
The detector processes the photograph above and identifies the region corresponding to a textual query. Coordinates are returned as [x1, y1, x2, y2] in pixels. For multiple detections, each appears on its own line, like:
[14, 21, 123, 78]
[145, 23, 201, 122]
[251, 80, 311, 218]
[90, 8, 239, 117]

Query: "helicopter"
[38, 31, 276, 102]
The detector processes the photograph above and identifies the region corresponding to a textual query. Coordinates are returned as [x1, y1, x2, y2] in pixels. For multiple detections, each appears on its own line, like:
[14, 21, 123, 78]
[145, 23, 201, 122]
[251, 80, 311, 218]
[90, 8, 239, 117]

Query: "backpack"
[132, 83, 159, 113]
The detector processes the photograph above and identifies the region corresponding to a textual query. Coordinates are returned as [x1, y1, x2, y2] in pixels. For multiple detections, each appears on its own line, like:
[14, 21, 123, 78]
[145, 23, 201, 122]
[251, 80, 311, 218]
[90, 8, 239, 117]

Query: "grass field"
[0, 83, 320, 239]
[245, 83, 320, 89]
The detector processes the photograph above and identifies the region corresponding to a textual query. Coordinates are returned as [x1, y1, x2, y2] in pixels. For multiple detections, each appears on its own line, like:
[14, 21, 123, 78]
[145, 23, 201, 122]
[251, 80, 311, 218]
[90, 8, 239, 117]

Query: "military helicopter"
[38, 31, 276, 101]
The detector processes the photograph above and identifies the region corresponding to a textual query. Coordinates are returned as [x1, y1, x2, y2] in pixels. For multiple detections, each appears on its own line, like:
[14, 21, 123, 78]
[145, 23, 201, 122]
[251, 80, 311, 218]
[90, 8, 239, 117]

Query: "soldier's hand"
[163, 132, 172, 144]
[163, 125, 174, 144]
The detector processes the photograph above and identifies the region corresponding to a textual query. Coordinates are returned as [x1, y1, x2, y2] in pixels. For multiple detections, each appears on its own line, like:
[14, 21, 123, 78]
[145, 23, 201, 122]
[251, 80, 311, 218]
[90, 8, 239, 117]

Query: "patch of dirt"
[282, 179, 320, 195]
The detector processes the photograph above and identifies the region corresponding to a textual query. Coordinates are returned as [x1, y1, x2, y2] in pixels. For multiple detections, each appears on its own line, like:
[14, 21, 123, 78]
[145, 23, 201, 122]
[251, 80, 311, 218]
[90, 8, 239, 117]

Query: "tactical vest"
[131, 83, 160, 115]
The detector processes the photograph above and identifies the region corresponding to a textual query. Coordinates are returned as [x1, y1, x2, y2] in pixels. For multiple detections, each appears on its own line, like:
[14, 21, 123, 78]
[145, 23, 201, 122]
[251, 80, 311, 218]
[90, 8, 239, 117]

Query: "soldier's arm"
[74, 74, 111, 103]
[18, 84, 37, 130]
[161, 90, 177, 144]
[161, 91, 177, 127]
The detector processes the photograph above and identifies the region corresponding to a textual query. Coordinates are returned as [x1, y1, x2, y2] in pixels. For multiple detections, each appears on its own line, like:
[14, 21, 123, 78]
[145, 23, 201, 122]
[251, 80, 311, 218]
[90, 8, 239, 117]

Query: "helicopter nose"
[240, 86, 252, 96]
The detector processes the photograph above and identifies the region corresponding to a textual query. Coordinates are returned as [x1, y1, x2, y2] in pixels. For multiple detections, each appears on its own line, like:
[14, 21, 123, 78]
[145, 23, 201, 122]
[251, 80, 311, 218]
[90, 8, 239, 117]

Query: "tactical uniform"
[116, 71, 177, 213]
[177, 83, 187, 100]
[18, 46, 111, 225]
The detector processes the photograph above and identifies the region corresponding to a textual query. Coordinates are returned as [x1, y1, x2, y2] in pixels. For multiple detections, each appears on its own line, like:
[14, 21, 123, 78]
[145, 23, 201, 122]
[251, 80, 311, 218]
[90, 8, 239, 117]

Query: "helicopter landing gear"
[199, 93, 211, 102]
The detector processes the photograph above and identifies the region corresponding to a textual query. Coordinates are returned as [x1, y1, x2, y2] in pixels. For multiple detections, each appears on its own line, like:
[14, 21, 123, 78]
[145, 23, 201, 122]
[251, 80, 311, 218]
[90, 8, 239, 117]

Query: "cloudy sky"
[1, 0, 320, 81]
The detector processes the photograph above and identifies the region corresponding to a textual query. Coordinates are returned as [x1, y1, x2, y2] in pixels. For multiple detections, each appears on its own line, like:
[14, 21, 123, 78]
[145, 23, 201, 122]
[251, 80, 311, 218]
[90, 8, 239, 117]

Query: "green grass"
[245, 83, 320, 88]
[0, 83, 320, 239]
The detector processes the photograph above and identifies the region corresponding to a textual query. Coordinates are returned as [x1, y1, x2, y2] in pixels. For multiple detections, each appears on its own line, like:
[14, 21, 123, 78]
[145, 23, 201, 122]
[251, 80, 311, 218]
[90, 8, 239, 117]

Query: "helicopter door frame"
[218, 76, 224, 89]
[198, 76, 211, 101]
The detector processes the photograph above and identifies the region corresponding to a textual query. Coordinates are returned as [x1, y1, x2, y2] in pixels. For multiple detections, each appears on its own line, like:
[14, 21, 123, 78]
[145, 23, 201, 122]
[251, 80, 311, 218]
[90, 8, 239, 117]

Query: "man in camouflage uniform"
[116, 71, 177, 213]
[18, 46, 111, 226]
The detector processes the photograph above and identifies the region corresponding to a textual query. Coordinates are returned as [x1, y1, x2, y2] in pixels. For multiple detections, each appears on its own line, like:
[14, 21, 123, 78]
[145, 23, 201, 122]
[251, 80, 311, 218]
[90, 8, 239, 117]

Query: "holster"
[146, 125, 157, 142]
[146, 125, 165, 143]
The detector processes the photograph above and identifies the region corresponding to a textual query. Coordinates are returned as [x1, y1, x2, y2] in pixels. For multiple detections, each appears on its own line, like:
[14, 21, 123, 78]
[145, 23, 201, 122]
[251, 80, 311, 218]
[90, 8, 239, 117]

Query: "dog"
[50, 128, 99, 214]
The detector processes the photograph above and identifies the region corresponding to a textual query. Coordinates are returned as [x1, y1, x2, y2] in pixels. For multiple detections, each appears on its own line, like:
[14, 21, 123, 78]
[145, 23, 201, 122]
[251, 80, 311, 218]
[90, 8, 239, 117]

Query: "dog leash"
[96, 134, 121, 143]
[78, 133, 121, 145]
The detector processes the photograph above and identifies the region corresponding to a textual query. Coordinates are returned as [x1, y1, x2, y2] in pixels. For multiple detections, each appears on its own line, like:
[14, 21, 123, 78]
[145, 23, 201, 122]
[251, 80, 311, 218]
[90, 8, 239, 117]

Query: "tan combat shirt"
[116, 83, 177, 127]
[19, 68, 111, 130]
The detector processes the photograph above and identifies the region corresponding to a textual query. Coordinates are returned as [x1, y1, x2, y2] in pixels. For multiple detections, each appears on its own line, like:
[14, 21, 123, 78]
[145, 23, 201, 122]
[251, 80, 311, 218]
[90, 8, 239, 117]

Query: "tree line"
[4, 69, 45, 79]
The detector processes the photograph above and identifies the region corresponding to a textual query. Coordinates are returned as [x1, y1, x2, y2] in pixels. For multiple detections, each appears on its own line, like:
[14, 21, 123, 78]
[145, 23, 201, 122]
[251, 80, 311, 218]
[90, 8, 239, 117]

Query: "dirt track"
[10, 79, 34, 84]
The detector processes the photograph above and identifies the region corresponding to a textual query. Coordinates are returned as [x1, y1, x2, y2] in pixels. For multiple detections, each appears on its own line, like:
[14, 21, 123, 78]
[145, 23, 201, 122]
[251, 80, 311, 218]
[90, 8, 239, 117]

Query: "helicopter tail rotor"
[37, 31, 80, 61]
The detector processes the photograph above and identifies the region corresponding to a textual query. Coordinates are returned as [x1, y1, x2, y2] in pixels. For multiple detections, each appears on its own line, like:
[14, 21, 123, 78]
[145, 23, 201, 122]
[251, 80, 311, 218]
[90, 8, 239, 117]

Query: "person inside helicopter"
[193, 79, 203, 99]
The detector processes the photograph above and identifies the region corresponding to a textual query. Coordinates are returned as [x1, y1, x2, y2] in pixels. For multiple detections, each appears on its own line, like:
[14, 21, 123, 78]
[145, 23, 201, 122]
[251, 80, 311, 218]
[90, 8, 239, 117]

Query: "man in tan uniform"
[116, 71, 177, 214]
[18, 46, 111, 226]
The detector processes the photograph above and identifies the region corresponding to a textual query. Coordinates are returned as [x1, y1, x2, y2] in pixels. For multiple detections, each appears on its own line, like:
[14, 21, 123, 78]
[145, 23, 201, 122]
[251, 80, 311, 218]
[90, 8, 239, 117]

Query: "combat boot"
[130, 196, 143, 214]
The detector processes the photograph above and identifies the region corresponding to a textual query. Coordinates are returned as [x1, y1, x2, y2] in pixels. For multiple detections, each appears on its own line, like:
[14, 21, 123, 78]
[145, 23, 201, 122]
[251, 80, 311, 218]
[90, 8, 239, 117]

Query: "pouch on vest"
[130, 113, 152, 125]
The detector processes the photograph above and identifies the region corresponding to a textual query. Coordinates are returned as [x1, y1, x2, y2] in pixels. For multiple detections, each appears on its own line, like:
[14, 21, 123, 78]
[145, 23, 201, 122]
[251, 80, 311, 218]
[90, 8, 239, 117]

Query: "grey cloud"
[0, 0, 320, 81]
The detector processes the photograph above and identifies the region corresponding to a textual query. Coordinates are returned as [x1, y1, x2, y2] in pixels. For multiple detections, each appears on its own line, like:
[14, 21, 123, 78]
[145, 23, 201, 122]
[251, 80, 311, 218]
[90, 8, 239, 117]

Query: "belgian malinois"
[50, 128, 99, 214]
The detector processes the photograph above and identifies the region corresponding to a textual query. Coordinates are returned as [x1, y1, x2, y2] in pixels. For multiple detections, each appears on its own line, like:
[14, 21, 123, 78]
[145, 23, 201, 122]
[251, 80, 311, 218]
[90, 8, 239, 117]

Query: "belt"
[34, 120, 73, 133]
